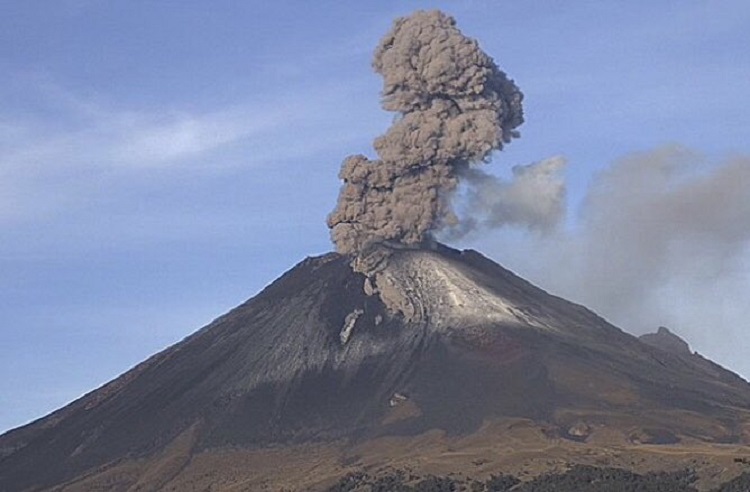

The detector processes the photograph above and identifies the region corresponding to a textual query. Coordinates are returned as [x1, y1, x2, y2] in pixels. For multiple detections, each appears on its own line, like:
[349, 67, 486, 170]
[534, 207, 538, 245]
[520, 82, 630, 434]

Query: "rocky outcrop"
[639, 326, 691, 356]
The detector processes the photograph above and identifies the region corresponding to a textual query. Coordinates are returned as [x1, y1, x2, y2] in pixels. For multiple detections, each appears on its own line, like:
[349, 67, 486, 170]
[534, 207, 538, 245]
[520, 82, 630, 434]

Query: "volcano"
[2, 245, 750, 491]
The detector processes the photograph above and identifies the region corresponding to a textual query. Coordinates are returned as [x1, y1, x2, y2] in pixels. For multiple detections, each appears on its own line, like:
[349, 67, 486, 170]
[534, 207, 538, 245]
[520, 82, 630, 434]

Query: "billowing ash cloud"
[327, 10, 523, 256]
[446, 156, 567, 238]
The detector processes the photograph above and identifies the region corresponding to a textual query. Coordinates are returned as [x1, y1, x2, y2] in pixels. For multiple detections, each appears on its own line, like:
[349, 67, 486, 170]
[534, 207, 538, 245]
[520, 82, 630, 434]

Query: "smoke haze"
[446, 156, 567, 238]
[486, 146, 750, 374]
[327, 10, 523, 256]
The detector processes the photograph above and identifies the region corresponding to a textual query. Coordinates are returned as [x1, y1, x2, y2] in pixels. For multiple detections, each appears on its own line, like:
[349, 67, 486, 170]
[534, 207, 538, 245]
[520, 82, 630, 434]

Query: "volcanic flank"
[3, 9, 750, 492]
[3, 245, 750, 490]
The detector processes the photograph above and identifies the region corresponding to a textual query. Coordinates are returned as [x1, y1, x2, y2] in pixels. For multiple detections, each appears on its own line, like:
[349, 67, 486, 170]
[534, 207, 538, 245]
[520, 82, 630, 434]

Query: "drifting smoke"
[327, 10, 523, 256]
[571, 148, 750, 327]
[445, 156, 567, 239]
[488, 146, 750, 376]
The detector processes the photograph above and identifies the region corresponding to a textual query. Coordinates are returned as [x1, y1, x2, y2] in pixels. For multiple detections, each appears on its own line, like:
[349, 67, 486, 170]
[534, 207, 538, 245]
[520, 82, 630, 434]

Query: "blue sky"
[1, 1, 749, 433]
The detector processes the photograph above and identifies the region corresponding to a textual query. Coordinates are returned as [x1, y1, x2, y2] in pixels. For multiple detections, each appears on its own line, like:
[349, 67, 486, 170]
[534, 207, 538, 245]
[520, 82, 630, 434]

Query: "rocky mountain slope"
[2, 244, 750, 491]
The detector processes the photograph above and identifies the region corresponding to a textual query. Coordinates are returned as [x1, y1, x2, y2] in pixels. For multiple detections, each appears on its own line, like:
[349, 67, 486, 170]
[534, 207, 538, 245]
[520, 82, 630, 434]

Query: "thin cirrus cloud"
[0, 78, 372, 226]
[0, 105, 266, 224]
[3, 83, 305, 171]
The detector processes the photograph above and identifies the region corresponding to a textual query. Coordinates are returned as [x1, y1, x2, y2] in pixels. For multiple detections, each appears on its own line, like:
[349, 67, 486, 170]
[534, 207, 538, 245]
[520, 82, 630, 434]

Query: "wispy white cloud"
[0, 75, 375, 225]
[110, 108, 290, 167]
[2, 80, 302, 170]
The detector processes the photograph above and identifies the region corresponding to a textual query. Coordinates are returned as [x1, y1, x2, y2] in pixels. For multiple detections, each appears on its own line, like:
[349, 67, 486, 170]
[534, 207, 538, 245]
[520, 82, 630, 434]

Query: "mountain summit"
[2, 245, 750, 491]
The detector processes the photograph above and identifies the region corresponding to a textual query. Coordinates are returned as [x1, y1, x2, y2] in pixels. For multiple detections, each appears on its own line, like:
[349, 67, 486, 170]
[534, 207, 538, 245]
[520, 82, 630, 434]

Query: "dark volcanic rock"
[640, 326, 692, 356]
[2, 246, 750, 491]
[717, 471, 750, 491]
[324, 466, 699, 492]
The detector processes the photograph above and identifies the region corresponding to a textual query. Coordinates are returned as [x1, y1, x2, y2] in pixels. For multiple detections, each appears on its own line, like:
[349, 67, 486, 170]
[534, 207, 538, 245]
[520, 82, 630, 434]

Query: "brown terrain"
[2, 244, 750, 491]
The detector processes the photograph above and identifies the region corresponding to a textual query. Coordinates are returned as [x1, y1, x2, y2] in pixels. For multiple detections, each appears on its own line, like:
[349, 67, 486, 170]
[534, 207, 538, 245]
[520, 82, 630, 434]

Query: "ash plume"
[569, 148, 750, 335]
[488, 147, 750, 376]
[327, 10, 523, 257]
[445, 156, 567, 239]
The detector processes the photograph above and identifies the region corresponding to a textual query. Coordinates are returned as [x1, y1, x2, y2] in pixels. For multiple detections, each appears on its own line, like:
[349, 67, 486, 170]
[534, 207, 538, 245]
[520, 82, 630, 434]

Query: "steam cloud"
[327, 10, 524, 256]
